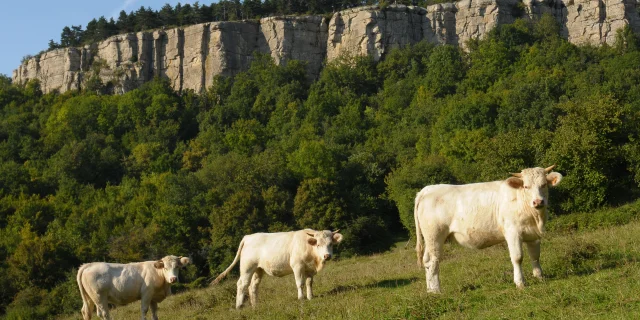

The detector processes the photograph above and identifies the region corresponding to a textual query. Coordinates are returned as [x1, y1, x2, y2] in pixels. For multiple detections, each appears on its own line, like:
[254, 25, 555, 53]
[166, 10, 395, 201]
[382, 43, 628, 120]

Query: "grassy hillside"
[59, 219, 640, 319]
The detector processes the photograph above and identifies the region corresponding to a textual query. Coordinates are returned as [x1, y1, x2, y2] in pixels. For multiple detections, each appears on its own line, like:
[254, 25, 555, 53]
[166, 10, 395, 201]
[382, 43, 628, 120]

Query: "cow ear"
[506, 177, 523, 189]
[179, 256, 192, 266]
[546, 172, 563, 187]
[332, 233, 343, 244]
[307, 237, 317, 246]
[154, 260, 164, 269]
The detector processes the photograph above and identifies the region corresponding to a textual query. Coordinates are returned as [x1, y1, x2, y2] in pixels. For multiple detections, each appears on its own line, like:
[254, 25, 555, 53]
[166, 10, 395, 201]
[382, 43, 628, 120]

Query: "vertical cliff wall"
[326, 5, 426, 61]
[258, 16, 329, 79]
[12, 1, 640, 94]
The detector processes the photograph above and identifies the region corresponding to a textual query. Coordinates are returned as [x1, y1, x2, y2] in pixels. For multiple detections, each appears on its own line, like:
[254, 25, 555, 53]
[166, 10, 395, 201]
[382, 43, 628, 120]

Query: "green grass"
[59, 221, 640, 319]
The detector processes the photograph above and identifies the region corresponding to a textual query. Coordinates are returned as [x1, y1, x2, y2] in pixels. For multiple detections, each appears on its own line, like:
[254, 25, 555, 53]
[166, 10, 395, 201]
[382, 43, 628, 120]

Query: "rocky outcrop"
[13, 47, 83, 93]
[455, 0, 520, 47]
[258, 16, 329, 79]
[562, 0, 639, 45]
[12, 1, 640, 94]
[327, 5, 426, 61]
[425, 3, 459, 45]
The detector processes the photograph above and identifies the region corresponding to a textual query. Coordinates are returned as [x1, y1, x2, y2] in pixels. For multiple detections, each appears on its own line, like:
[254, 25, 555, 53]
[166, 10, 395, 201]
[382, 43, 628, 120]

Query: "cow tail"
[77, 264, 91, 314]
[415, 190, 424, 268]
[211, 238, 245, 285]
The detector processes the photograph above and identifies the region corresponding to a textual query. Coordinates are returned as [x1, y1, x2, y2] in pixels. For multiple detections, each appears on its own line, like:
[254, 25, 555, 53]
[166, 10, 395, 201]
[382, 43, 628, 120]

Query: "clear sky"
[0, 0, 194, 78]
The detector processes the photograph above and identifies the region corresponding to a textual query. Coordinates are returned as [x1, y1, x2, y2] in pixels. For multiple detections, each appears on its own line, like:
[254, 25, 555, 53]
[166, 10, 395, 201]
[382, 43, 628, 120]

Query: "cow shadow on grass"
[323, 277, 419, 296]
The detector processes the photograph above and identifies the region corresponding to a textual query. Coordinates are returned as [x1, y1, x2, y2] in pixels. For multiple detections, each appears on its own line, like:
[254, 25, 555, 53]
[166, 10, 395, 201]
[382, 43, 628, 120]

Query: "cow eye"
[523, 186, 529, 189]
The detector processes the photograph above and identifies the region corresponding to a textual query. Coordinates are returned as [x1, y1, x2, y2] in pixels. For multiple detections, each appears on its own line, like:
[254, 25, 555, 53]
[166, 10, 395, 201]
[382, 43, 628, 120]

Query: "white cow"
[415, 165, 563, 292]
[77, 255, 191, 320]
[212, 229, 343, 308]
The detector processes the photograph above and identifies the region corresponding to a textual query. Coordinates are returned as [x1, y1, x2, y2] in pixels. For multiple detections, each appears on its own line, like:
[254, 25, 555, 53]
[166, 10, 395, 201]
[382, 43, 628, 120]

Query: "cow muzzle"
[532, 199, 544, 208]
[169, 276, 177, 283]
[324, 254, 332, 261]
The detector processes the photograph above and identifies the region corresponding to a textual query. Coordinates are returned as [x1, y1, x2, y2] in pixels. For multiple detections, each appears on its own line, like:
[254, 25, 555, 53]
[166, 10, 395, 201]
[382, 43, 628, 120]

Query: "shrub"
[338, 215, 395, 257]
[386, 155, 456, 237]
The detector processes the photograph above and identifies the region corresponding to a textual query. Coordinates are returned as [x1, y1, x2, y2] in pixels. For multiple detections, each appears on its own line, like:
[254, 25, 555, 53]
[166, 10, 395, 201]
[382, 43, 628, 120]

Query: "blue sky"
[0, 0, 194, 78]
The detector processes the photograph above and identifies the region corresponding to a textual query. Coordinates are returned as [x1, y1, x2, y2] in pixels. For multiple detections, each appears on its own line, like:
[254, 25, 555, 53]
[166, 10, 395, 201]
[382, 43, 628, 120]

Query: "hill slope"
[59, 220, 640, 319]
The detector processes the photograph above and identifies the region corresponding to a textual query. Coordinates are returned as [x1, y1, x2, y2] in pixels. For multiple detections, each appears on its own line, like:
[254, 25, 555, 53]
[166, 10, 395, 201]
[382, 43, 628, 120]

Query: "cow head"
[154, 255, 192, 284]
[306, 230, 343, 262]
[506, 165, 563, 209]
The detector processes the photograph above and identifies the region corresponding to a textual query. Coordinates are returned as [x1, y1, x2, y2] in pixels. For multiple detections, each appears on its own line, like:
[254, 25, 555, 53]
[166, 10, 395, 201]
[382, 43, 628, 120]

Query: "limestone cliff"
[12, 1, 640, 93]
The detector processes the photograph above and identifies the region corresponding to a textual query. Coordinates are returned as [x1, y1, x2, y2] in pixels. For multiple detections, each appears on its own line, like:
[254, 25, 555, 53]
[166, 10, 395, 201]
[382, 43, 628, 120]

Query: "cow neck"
[524, 206, 546, 237]
[314, 255, 324, 272]
[305, 244, 324, 272]
[512, 187, 546, 237]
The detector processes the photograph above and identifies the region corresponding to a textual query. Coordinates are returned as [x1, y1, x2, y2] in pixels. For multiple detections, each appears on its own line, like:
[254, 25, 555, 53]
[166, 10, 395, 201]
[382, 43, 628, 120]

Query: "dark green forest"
[4, 14, 640, 318]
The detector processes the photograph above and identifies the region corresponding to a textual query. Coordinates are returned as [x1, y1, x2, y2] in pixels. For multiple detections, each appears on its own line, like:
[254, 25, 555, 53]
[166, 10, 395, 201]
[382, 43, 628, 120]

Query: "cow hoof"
[427, 289, 441, 294]
[516, 283, 525, 290]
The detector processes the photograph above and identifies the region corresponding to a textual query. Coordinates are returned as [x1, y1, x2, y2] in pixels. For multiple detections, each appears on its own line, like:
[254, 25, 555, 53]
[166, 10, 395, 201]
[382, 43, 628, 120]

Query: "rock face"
[259, 16, 329, 79]
[13, 48, 83, 93]
[327, 5, 426, 61]
[455, 0, 520, 47]
[12, 1, 640, 93]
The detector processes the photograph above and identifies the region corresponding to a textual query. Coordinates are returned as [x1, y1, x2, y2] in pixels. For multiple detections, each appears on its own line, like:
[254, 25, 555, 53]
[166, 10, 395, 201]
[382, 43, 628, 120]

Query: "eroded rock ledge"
[13, 1, 640, 93]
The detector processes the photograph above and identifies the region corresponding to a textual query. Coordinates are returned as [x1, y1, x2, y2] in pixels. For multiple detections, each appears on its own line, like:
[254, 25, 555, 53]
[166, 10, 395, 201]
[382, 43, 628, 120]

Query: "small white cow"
[212, 229, 343, 308]
[77, 255, 191, 320]
[415, 165, 563, 292]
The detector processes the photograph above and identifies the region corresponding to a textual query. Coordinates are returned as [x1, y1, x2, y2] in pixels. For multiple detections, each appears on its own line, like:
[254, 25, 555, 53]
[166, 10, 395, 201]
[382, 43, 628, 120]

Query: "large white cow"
[212, 229, 343, 308]
[414, 165, 563, 292]
[77, 255, 191, 320]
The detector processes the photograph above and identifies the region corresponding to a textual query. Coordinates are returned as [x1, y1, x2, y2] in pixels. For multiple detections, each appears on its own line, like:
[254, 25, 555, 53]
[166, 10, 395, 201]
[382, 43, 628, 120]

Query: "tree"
[59, 26, 83, 47]
[293, 178, 347, 231]
[134, 6, 157, 31]
[116, 10, 133, 33]
[158, 3, 176, 27]
[47, 40, 60, 51]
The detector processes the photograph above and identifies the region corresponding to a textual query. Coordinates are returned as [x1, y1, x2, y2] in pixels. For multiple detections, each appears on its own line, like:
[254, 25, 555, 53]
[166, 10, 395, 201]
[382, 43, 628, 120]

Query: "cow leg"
[81, 300, 94, 320]
[150, 301, 159, 320]
[305, 276, 314, 300]
[424, 246, 442, 293]
[506, 231, 525, 289]
[236, 271, 254, 309]
[526, 240, 543, 280]
[95, 300, 111, 320]
[293, 267, 305, 300]
[140, 294, 153, 320]
[249, 269, 264, 307]
[423, 233, 445, 293]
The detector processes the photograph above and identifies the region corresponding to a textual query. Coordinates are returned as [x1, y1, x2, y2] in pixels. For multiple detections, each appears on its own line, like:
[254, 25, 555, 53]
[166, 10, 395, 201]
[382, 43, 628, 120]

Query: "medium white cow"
[77, 255, 191, 320]
[212, 229, 343, 308]
[415, 165, 563, 292]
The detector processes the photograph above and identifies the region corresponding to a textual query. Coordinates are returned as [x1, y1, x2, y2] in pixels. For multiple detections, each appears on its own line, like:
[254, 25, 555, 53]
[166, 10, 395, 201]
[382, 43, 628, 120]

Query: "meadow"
[61, 217, 640, 320]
